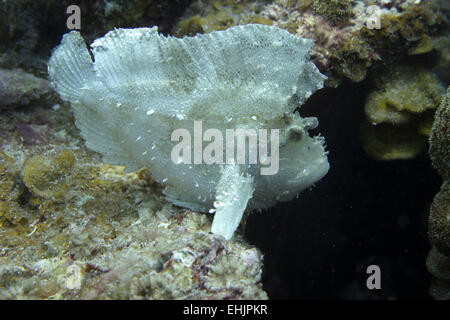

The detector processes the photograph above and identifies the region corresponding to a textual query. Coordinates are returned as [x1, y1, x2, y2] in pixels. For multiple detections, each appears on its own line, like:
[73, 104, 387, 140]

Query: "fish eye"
[287, 126, 303, 141]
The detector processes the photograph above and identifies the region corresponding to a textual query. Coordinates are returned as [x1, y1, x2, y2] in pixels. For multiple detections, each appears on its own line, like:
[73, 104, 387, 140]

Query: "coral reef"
[429, 181, 450, 257]
[0, 0, 448, 300]
[173, 0, 449, 86]
[172, 0, 273, 37]
[0, 106, 267, 299]
[426, 86, 450, 300]
[310, 0, 352, 25]
[0, 60, 267, 298]
[1, 0, 448, 85]
[364, 66, 444, 126]
[360, 65, 444, 161]
[426, 246, 450, 300]
[429, 87, 450, 179]
[323, 0, 449, 85]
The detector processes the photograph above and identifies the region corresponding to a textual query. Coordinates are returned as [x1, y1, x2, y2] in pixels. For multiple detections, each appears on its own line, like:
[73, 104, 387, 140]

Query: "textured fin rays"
[47, 31, 95, 101]
[52, 25, 324, 120]
[90, 27, 196, 117]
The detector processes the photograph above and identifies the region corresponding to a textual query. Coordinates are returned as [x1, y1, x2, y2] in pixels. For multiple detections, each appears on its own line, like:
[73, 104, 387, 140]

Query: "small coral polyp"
[47, 24, 329, 240]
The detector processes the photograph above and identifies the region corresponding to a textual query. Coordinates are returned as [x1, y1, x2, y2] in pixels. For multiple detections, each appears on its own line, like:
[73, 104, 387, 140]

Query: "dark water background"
[246, 80, 442, 299]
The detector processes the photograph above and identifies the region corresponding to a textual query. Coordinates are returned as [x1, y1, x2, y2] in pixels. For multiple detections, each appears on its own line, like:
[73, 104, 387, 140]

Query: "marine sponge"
[361, 66, 444, 161]
[21, 150, 75, 202]
[47, 25, 329, 240]
[364, 66, 444, 126]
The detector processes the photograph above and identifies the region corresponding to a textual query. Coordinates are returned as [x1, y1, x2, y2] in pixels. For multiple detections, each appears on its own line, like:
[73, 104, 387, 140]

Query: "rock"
[0, 68, 52, 109]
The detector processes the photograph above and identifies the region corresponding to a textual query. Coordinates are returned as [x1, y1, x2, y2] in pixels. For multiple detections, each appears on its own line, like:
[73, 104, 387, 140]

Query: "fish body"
[48, 25, 329, 240]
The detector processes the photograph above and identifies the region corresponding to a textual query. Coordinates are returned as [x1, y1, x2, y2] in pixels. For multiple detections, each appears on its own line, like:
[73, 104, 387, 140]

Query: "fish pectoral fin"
[48, 31, 94, 102]
[211, 165, 254, 240]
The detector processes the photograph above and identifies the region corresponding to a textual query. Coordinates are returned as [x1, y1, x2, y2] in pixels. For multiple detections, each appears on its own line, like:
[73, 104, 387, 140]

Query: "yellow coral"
[362, 66, 444, 161]
[360, 121, 427, 161]
[365, 66, 444, 125]
[365, 94, 412, 125]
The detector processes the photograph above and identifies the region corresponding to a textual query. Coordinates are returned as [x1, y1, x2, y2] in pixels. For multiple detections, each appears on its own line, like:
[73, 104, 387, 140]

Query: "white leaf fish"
[48, 24, 329, 240]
